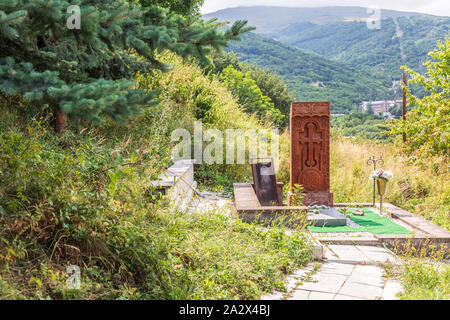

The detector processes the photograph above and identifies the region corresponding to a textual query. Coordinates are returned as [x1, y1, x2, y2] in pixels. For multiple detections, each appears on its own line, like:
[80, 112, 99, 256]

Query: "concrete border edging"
[150, 159, 197, 211]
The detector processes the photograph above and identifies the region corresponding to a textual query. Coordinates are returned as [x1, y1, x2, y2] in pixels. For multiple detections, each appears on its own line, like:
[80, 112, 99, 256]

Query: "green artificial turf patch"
[308, 208, 413, 234]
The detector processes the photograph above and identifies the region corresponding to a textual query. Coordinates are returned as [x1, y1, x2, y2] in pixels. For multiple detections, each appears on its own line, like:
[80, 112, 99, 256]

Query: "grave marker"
[250, 158, 282, 206]
[290, 102, 334, 206]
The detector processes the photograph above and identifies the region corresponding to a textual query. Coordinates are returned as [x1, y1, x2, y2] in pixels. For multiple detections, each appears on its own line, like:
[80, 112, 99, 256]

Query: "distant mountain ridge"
[204, 6, 449, 112]
[203, 6, 429, 34]
[226, 33, 392, 113]
[271, 15, 450, 80]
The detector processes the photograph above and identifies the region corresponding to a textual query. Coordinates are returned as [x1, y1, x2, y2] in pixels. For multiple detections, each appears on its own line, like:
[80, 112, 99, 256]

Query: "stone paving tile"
[288, 290, 310, 300]
[284, 275, 301, 293]
[333, 294, 365, 300]
[286, 245, 403, 300]
[339, 281, 383, 300]
[355, 246, 400, 264]
[261, 244, 405, 300]
[299, 273, 347, 294]
[260, 292, 284, 300]
[308, 291, 335, 300]
[291, 266, 315, 278]
[319, 261, 355, 276]
[325, 245, 370, 263]
[382, 281, 403, 300]
[347, 265, 384, 287]
[198, 194, 407, 301]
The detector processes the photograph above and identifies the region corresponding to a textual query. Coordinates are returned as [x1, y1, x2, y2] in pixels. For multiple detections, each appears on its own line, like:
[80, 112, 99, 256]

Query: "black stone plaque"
[250, 158, 281, 206]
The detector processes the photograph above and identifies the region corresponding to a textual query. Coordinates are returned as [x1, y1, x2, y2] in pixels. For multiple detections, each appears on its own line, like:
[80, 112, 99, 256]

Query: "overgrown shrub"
[0, 50, 310, 299]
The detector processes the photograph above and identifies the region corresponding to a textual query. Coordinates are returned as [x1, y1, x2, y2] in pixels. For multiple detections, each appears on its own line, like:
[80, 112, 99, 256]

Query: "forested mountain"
[203, 6, 426, 34]
[226, 33, 392, 113]
[272, 15, 450, 80]
[204, 6, 449, 112]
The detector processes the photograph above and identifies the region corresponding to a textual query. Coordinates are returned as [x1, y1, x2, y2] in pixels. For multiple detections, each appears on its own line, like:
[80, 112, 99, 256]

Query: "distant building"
[359, 100, 402, 116]
[331, 113, 345, 117]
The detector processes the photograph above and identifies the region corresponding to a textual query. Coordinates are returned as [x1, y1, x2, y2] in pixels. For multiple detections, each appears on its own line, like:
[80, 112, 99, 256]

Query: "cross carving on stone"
[299, 122, 321, 168]
[290, 101, 333, 206]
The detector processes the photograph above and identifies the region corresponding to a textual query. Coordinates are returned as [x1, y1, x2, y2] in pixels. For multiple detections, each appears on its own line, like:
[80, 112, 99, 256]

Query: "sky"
[200, 0, 450, 16]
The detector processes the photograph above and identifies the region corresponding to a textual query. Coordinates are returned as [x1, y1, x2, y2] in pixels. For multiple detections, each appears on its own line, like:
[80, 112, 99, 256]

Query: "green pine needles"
[0, 0, 254, 129]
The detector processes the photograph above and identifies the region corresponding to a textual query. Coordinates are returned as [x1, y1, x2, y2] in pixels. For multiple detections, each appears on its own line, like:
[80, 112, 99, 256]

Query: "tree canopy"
[389, 37, 450, 158]
[209, 51, 294, 126]
[138, 0, 204, 16]
[219, 65, 285, 126]
[0, 0, 253, 129]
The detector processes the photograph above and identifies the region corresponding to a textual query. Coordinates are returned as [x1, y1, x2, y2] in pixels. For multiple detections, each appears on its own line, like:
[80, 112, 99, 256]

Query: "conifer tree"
[0, 0, 253, 131]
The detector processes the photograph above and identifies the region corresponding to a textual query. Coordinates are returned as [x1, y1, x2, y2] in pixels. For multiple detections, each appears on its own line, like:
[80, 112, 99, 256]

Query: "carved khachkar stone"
[290, 102, 333, 206]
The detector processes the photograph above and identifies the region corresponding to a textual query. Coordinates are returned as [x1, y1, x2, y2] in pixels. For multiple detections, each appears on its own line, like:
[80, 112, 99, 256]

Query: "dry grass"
[278, 135, 449, 230]
[385, 240, 450, 300]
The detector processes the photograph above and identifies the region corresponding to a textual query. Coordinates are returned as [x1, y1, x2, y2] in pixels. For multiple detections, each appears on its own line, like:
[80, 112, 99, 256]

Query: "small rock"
[352, 210, 364, 216]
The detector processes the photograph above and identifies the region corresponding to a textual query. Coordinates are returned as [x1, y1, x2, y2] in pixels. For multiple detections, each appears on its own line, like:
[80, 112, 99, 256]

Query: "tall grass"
[383, 240, 450, 300]
[278, 134, 449, 230]
[0, 51, 312, 299]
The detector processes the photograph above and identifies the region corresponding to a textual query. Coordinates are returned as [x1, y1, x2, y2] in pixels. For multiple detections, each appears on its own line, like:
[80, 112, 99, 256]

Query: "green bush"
[219, 65, 285, 126]
[136, 51, 279, 190]
[0, 51, 310, 299]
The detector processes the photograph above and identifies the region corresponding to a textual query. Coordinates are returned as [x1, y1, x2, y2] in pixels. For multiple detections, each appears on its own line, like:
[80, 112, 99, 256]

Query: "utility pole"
[402, 72, 407, 143]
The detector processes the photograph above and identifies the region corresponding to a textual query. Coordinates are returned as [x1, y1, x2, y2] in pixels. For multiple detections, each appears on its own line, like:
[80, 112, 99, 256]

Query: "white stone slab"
[339, 281, 383, 300]
[334, 294, 365, 300]
[355, 245, 400, 264]
[382, 281, 403, 300]
[347, 265, 384, 287]
[299, 273, 347, 294]
[308, 291, 335, 300]
[260, 292, 284, 300]
[288, 289, 310, 300]
[319, 261, 355, 276]
[325, 245, 370, 263]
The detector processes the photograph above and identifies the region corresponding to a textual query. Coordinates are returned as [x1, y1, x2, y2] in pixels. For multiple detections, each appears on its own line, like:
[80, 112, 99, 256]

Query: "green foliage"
[206, 8, 449, 113]
[136, 51, 273, 190]
[208, 50, 241, 74]
[219, 65, 284, 126]
[138, 0, 204, 16]
[0, 0, 253, 127]
[386, 241, 450, 300]
[289, 184, 305, 206]
[331, 112, 390, 141]
[240, 62, 295, 123]
[0, 56, 311, 298]
[399, 259, 450, 300]
[389, 38, 450, 159]
[389, 103, 404, 118]
[273, 16, 450, 82]
[208, 51, 295, 126]
[226, 33, 392, 113]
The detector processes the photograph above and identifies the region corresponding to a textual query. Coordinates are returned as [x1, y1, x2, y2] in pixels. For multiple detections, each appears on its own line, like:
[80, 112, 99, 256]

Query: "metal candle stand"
[367, 156, 384, 207]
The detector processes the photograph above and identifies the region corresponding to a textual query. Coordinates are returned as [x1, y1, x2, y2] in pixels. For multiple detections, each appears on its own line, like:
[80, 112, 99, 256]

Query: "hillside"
[226, 32, 392, 113]
[203, 6, 428, 34]
[273, 15, 450, 80]
[205, 6, 450, 83]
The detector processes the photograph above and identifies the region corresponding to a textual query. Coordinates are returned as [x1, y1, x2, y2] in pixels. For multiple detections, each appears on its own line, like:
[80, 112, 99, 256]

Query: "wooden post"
[402, 72, 407, 143]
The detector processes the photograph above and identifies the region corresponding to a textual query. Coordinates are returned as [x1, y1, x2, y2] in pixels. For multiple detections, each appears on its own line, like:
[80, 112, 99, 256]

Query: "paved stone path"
[188, 191, 405, 300]
[262, 244, 404, 300]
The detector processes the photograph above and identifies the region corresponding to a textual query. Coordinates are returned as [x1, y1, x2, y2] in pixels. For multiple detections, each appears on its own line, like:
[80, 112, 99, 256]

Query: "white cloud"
[200, 0, 450, 16]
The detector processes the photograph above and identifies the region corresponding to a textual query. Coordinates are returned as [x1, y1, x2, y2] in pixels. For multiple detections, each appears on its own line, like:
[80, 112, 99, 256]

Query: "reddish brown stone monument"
[290, 102, 333, 206]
